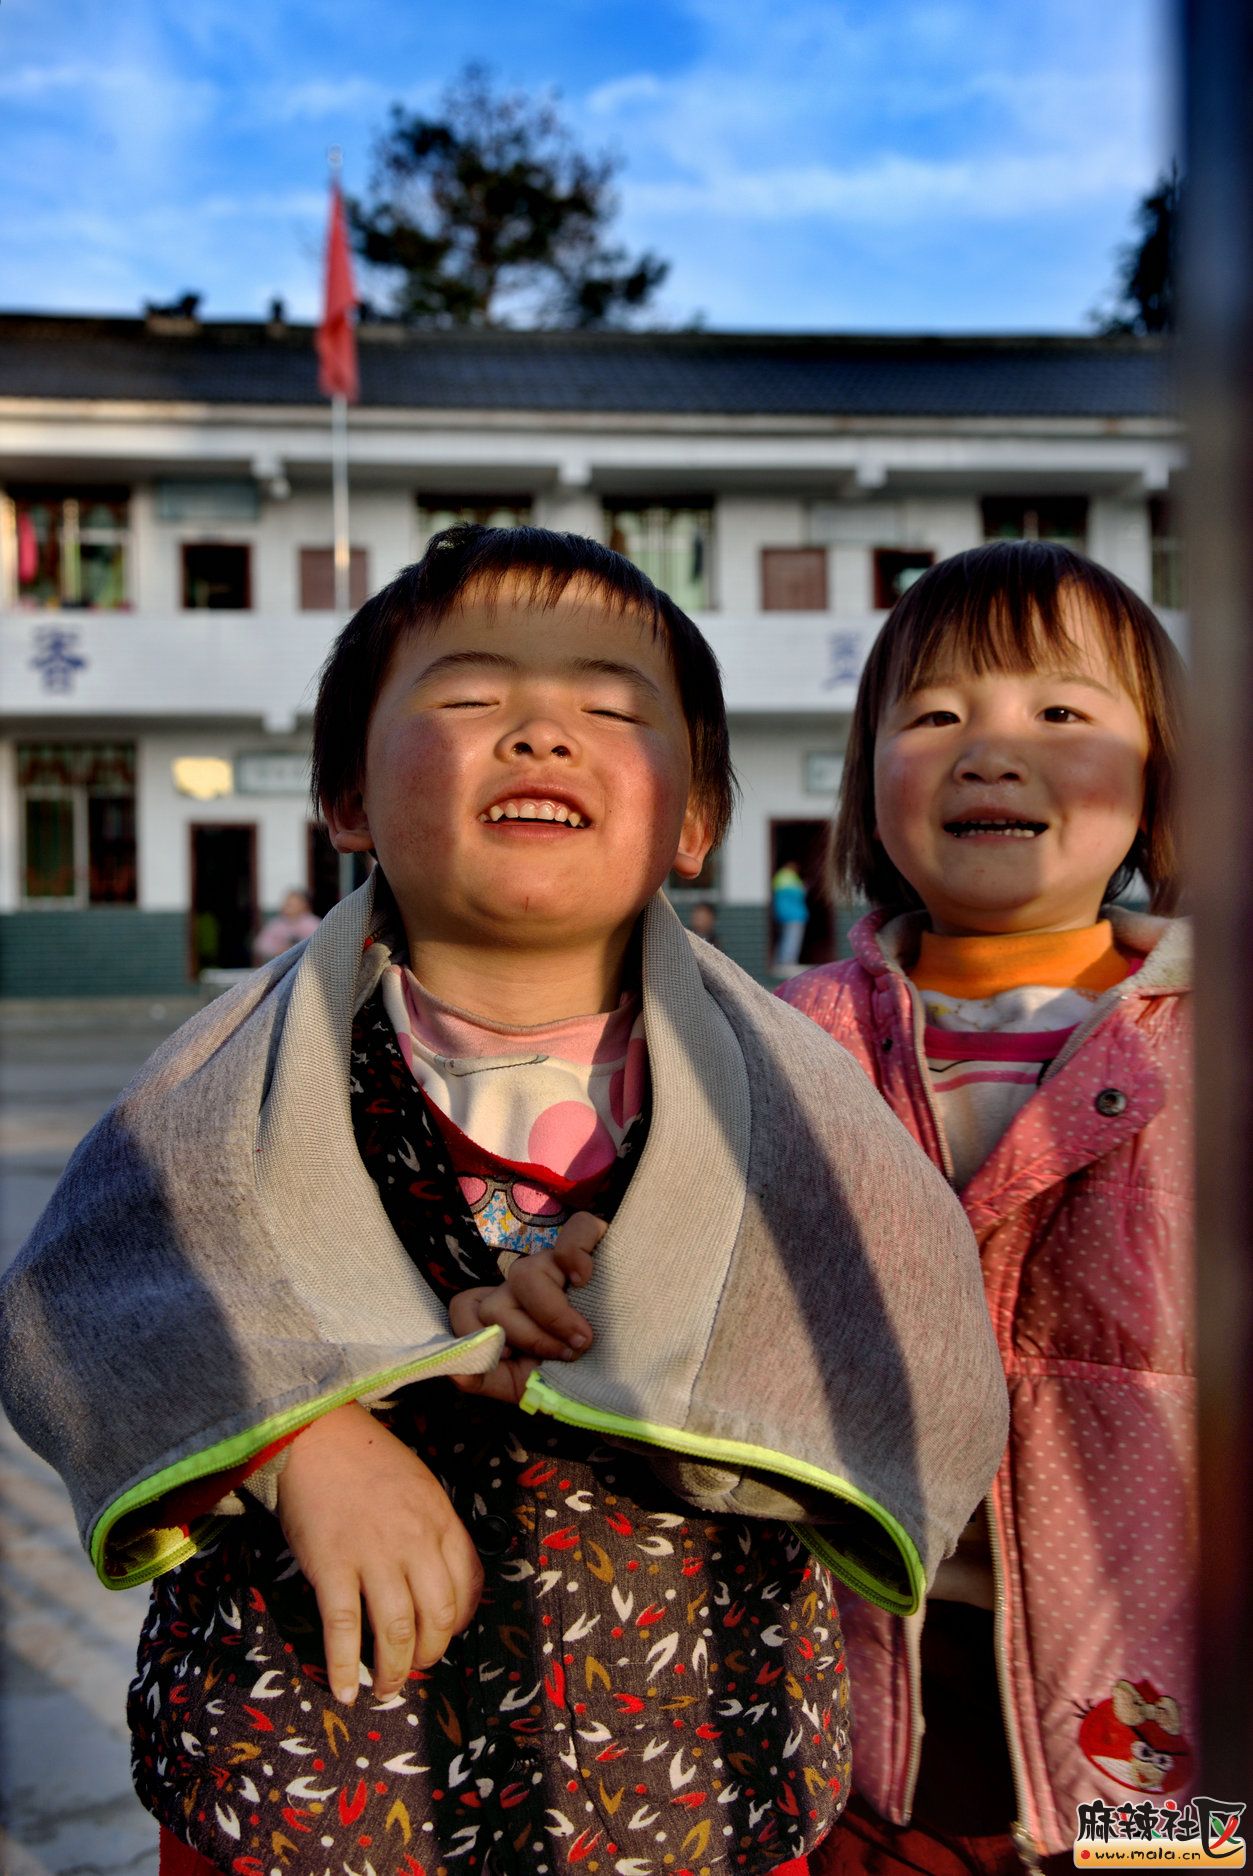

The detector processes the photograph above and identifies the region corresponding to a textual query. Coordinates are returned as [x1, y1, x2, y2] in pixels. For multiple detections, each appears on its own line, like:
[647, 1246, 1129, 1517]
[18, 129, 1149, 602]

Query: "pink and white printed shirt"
[379, 964, 647, 1255]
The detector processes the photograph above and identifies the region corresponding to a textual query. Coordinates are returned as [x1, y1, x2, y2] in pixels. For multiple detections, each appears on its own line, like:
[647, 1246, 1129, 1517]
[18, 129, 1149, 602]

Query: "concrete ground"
[1, 998, 200, 1876]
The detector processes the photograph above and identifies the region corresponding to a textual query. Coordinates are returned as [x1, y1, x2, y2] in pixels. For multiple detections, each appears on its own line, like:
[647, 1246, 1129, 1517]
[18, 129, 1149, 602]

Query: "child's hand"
[448, 1211, 607, 1404]
[275, 1401, 483, 1705]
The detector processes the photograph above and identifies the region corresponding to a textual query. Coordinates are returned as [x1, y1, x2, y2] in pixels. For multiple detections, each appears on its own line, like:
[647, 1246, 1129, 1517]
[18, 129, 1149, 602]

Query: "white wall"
[720, 717, 847, 903]
[0, 739, 18, 913]
[1, 438, 1182, 931]
[534, 488, 602, 538]
[810, 494, 984, 612]
[715, 497, 807, 611]
[138, 731, 315, 911]
[1088, 496, 1153, 594]
[133, 484, 420, 617]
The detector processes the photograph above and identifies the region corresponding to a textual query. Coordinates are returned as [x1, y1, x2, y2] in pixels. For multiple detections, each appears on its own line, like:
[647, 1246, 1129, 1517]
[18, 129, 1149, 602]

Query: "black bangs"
[416, 524, 667, 639]
[311, 522, 737, 851]
[883, 542, 1145, 707]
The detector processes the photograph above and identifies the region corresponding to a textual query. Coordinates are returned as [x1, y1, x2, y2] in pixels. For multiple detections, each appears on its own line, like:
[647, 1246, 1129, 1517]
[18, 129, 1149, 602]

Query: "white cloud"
[0, 0, 1173, 328]
[572, 0, 1165, 235]
[585, 73, 668, 115]
[196, 190, 326, 221]
[260, 76, 391, 123]
[624, 145, 1150, 227]
[0, 63, 132, 98]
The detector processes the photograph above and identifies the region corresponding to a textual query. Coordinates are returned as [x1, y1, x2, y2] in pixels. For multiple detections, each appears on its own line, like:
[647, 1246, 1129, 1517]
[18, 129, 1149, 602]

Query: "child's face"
[872, 602, 1149, 936]
[326, 575, 711, 963]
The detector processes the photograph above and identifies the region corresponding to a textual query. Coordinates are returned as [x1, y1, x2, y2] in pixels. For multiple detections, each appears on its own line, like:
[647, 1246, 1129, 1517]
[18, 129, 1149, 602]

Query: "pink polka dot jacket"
[778, 908, 1194, 1861]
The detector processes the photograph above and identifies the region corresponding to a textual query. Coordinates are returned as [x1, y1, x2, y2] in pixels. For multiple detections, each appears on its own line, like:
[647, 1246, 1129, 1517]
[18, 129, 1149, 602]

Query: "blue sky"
[1, 0, 1175, 332]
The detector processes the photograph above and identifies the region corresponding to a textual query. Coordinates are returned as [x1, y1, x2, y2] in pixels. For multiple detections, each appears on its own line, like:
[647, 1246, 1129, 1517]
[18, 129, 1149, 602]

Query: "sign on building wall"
[804, 752, 844, 796]
[235, 751, 311, 796]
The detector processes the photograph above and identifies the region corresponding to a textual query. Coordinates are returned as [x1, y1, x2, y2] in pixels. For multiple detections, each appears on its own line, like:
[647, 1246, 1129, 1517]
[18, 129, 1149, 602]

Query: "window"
[873, 548, 935, 609]
[11, 488, 130, 608]
[761, 548, 828, 611]
[606, 504, 713, 612]
[18, 743, 137, 904]
[981, 497, 1088, 550]
[299, 546, 369, 610]
[1150, 495, 1184, 610]
[182, 542, 251, 609]
[417, 498, 532, 545]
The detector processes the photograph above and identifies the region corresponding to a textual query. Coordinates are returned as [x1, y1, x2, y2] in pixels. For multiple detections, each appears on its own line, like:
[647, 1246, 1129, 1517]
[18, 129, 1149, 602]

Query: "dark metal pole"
[1182, 0, 1253, 1800]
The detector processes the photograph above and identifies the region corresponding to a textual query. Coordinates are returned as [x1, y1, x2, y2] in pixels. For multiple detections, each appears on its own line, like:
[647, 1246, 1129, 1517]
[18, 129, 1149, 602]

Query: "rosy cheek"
[1062, 744, 1147, 814]
[874, 754, 929, 834]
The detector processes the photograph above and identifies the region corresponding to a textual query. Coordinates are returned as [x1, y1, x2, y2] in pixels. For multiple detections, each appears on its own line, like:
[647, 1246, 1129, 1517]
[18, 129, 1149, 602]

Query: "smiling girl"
[780, 542, 1193, 1875]
[1, 525, 1009, 1876]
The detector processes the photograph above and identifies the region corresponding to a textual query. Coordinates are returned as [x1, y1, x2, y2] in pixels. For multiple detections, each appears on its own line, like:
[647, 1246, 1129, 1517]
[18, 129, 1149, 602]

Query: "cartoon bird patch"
[1078, 1679, 1194, 1794]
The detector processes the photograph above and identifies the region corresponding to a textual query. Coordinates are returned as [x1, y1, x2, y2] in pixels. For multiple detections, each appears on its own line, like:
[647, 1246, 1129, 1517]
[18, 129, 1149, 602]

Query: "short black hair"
[312, 524, 736, 847]
[832, 540, 1185, 914]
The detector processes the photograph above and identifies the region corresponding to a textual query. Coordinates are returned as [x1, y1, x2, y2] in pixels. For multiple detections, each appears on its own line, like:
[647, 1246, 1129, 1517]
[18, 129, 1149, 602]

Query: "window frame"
[298, 545, 370, 611]
[9, 487, 132, 610]
[760, 546, 829, 612]
[872, 547, 936, 610]
[415, 496, 534, 550]
[180, 540, 254, 611]
[17, 743, 139, 908]
[980, 496, 1089, 550]
[21, 785, 83, 904]
[1149, 494, 1184, 610]
[604, 500, 715, 612]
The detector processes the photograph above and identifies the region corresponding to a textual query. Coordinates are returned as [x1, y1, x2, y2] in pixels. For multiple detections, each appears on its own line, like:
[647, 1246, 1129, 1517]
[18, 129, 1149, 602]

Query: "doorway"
[307, 823, 373, 916]
[768, 819, 833, 968]
[189, 823, 257, 976]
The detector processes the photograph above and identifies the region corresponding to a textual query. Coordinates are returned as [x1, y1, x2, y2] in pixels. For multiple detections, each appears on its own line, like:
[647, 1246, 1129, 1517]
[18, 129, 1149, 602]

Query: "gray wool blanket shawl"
[0, 880, 1007, 1614]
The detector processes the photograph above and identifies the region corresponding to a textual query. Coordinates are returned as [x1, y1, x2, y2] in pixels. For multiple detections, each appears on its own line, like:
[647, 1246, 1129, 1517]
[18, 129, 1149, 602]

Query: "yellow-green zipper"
[91, 1327, 503, 1590]
[520, 1369, 923, 1615]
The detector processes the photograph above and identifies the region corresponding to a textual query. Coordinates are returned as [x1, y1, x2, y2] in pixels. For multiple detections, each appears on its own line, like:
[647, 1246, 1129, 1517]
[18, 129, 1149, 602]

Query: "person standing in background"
[688, 898, 721, 946]
[251, 887, 321, 962]
[772, 858, 809, 970]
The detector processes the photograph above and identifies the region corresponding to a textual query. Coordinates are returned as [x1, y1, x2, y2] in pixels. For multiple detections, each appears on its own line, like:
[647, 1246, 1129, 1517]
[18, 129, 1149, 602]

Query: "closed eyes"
[436, 697, 641, 721]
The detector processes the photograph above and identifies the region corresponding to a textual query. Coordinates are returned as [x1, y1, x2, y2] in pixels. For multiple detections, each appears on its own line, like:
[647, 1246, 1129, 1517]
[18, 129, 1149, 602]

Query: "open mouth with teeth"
[944, 817, 1047, 839]
[478, 797, 590, 828]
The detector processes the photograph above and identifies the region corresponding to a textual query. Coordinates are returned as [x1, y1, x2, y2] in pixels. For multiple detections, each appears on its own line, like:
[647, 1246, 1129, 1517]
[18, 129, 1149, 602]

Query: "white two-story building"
[0, 311, 1183, 995]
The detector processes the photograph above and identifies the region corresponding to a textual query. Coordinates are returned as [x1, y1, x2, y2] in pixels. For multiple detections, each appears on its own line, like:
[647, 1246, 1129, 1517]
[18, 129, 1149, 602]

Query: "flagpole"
[331, 390, 350, 612]
[327, 147, 352, 615]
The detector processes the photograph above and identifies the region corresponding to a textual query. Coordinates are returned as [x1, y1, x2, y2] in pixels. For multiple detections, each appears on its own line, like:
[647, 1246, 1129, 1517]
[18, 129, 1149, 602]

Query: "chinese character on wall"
[30, 627, 88, 694]
[822, 630, 862, 688]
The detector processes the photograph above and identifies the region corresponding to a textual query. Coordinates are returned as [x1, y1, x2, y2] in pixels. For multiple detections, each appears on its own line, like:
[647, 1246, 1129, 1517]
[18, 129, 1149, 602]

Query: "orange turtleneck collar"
[910, 921, 1131, 999]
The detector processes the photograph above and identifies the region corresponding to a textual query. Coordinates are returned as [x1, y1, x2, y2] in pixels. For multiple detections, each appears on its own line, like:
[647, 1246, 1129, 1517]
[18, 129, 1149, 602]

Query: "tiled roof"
[0, 313, 1175, 419]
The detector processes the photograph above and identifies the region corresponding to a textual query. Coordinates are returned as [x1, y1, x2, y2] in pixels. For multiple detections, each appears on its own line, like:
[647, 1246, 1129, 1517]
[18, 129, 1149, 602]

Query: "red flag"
[316, 182, 359, 402]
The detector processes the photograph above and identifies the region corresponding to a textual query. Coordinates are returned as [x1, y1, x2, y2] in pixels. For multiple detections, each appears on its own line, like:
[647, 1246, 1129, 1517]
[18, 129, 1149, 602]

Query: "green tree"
[1097, 167, 1181, 335]
[349, 65, 669, 328]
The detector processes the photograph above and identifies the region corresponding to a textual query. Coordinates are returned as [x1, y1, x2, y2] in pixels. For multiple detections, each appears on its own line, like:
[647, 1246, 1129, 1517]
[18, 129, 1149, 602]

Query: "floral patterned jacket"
[2, 879, 1007, 1871]
[127, 990, 852, 1872]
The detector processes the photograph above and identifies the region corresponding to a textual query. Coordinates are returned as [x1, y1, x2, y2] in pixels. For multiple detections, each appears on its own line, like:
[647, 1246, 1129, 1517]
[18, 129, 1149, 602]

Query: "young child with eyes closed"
[0, 525, 1008, 1876]
[778, 542, 1194, 1876]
